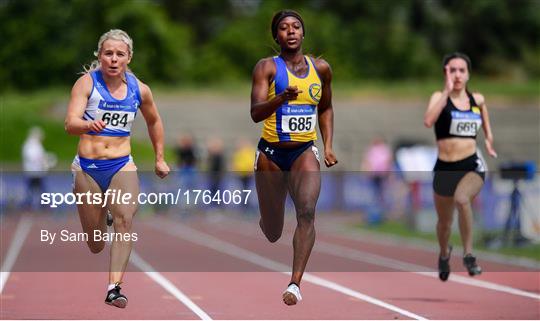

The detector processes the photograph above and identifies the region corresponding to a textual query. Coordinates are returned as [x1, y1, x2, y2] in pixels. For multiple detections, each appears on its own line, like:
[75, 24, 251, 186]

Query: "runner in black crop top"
[424, 52, 497, 283]
[434, 93, 482, 140]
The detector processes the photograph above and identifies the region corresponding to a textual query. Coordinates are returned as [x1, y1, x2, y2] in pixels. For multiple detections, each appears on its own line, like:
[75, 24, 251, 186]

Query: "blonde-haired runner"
[65, 29, 169, 308]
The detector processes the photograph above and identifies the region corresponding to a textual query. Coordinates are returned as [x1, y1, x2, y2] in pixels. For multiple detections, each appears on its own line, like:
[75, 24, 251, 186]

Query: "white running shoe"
[282, 283, 302, 305]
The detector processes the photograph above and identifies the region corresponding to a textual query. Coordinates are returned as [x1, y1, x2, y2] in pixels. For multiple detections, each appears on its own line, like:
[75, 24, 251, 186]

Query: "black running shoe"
[105, 283, 128, 308]
[438, 245, 452, 282]
[463, 254, 482, 276]
[106, 210, 113, 227]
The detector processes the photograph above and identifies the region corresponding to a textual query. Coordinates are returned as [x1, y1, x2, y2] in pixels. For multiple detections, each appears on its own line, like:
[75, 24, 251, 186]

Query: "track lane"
[157, 215, 539, 319]
[207, 214, 540, 293]
[0, 215, 204, 319]
[2, 212, 538, 319]
[133, 219, 426, 319]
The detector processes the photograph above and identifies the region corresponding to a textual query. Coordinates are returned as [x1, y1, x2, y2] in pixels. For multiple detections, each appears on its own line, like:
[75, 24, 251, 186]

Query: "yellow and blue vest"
[261, 55, 322, 142]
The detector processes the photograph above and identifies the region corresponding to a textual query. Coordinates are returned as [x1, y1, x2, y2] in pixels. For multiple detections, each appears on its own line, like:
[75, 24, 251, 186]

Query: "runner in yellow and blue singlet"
[250, 10, 338, 306]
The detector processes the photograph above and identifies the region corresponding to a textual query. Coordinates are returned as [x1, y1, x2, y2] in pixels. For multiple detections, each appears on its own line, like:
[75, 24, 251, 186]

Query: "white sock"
[107, 283, 116, 291]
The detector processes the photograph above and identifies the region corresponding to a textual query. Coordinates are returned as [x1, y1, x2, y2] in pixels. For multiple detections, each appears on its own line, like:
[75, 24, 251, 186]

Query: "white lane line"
[149, 220, 427, 320]
[301, 273, 427, 320]
[130, 250, 212, 320]
[317, 221, 540, 270]
[211, 217, 540, 301]
[416, 272, 540, 300]
[315, 241, 540, 301]
[219, 217, 540, 270]
[315, 241, 431, 271]
[0, 216, 32, 294]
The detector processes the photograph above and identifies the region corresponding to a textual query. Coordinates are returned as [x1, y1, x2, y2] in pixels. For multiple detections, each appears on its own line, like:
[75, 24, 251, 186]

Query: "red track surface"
[1, 212, 539, 319]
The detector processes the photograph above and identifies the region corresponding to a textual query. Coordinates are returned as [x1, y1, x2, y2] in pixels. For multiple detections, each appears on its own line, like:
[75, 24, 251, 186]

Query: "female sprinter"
[424, 52, 497, 281]
[250, 10, 338, 305]
[65, 29, 169, 307]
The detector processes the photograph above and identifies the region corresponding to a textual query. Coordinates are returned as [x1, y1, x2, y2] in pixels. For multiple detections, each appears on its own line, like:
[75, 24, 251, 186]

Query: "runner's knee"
[296, 206, 315, 226]
[263, 229, 282, 243]
[88, 240, 105, 254]
[454, 194, 471, 210]
[112, 213, 133, 232]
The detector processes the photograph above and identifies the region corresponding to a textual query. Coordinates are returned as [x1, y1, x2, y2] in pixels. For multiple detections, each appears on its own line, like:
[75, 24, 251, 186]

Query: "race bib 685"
[280, 104, 317, 133]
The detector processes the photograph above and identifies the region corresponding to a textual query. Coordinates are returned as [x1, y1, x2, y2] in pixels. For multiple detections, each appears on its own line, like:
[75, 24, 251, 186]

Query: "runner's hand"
[485, 138, 497, 158]
[280, 86, 303, 101]
[155, 160, 170, 178]
[87, 120, 106, 133]
[324, 149, 338, 168]
[444, 66, 454, 93]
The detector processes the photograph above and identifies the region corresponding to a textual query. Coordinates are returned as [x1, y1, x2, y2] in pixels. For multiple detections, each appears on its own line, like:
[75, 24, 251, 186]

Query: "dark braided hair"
[271, 10, 305, 43]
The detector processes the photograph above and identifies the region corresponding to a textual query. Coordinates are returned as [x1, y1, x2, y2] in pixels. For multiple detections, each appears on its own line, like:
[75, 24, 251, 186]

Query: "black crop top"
[435, 93, 482, 140]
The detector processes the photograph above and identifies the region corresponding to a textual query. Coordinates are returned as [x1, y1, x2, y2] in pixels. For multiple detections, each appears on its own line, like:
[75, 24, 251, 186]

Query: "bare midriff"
[437, 137, 476, 162]
[77, 134, 131, 159]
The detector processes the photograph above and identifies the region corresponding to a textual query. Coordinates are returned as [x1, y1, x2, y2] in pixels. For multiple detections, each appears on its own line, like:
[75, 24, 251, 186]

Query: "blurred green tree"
[1, 0, 538, 90]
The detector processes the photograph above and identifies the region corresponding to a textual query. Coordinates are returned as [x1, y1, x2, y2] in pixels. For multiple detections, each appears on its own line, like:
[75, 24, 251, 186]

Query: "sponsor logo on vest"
[265, 147, 275, 155]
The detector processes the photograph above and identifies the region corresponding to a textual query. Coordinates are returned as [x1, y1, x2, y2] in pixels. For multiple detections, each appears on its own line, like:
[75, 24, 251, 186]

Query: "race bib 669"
[449, 111, 482, 136]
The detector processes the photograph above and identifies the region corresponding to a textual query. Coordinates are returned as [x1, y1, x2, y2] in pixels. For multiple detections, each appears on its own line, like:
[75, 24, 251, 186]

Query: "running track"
[1, 212, 539, 319]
